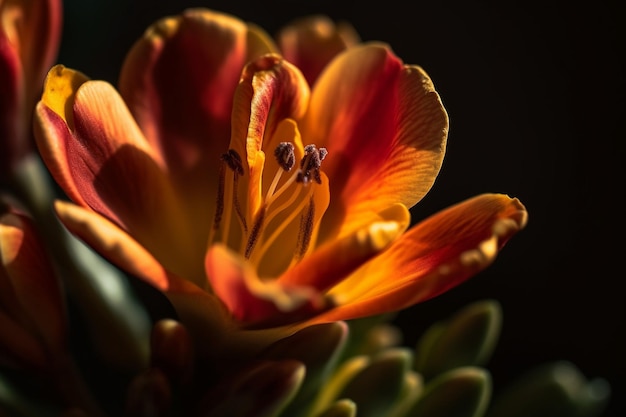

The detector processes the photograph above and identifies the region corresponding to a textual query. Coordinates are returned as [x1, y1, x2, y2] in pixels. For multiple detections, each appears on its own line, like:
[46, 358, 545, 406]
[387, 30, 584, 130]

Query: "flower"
[33, 9, 527, 336]
[0, 198, 66, 371]
[0, 0, 62, 178]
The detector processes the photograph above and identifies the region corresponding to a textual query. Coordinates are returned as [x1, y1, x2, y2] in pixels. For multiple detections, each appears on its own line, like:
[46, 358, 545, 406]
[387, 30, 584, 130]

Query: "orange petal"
[35, 65, 166, 220]
[1, 0, 61, 173]
[301, 44, 448, 242]
[230, 54, 311, 218]
[0, 206, 66, 365]
[313, 194, 527, 323]
[118, 8, 277, 177]
[277, 15, 360, 85]
[205, 244, 326, 327]
[36, 68, 205, 280]
[0, 31, 22, 173]
[1, 0, 62, 100]
[278, 203, 410, 292]
[0, 311, 49, 369]
[117, 10, 279, 270]
[54, 200, 172, 291]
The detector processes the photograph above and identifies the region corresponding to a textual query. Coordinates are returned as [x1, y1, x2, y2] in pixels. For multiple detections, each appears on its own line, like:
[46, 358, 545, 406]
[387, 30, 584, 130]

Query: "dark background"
[57, 0, 624, 415]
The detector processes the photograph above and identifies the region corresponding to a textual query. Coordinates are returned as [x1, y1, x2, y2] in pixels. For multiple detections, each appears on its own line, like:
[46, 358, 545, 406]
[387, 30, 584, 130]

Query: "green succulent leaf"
[336, 348, 413, 417]
[196, 360, 305, 417]
[407, 366, 491, 417]
[315, 399, 357, 417]
[485, 361, 611, 417]
[415, 300, 502, 380]
[261, 322, 348, 417]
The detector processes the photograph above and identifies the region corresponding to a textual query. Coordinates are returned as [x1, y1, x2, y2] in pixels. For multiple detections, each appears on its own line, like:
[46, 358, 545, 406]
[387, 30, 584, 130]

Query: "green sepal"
[407, 366, 491, 417]
[415, 300, 502, 380]
[485, 361, 610, 417]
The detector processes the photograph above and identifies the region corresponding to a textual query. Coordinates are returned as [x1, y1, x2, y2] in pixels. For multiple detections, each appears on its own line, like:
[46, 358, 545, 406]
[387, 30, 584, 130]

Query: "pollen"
[274, 142, 296, 171]
[297, 144, 327, 184]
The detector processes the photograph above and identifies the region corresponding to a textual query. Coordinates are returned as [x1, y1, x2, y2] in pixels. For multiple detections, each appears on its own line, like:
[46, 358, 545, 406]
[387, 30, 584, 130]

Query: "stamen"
[231, 173, 248, 234]
[245, 205, 266, 259]
[249, 185, 314, 265]
[209, 159, 227, 244]
[246, 143, 328, 266]
[297, 144, 327, 185]
[223, 149, 244, 176]
[294, 197, 315, 261]
[209, 149, 246, 245]
[266, 142, 296, 202]
[274, 142, 296, 171]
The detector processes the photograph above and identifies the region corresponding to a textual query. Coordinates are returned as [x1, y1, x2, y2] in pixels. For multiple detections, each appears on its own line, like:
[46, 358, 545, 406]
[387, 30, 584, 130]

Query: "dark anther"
[297, 144, 327, 184]
[245, 206, 266, 259]
[295, 197, 315, 260]
[274, 142, 296, 171]
[221, 149, 244, 176]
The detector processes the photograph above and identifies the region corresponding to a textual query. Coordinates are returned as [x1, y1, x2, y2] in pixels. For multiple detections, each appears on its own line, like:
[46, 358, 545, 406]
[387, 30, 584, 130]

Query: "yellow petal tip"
[358, 220, 403, 251]
[41, 64, 89, 126]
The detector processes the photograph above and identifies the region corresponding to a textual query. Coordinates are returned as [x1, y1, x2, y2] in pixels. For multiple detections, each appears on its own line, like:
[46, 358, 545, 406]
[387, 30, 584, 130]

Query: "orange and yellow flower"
[0, 200, 66, 371]
[0, 0, 62, 177]
[33, 9, 526, 334]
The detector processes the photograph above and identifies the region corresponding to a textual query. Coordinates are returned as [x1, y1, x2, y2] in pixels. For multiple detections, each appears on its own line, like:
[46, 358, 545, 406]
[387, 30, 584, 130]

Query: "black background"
[57, 0, 624, 415]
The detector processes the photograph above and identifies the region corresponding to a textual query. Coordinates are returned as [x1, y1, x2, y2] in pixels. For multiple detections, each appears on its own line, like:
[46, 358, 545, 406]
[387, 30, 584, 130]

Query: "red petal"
[277, 15, 360, 85]
[229, 54, 311, 217]
[119, 8, 277, 177]
[205, 244, 326, 327]
[301, 44, 448, 243]
[0, 206, 66, 366]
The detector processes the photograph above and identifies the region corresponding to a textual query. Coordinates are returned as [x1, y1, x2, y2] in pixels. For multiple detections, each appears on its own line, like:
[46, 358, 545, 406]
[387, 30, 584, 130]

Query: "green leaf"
[315, 399, 357, 417]
[415, 300, 502, 380]
[261, 322, 348, 417]
[196, 360, 305, 417]
[486, 361, 611, 417]
[407, 367, 491, 417]
[337, 348, 413, 417]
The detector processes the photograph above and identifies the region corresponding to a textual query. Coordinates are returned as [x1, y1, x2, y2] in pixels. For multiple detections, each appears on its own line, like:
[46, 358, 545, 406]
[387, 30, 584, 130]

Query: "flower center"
[209, 142, 327, 276]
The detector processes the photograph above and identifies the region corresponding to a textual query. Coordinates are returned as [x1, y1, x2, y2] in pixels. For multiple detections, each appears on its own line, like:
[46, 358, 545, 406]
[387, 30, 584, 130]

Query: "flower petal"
[278, 203, 410, 292]
[0, 205, 65, 366]
[313, 194, 527, 323]
[54, 200, 172, 291]
[0, 31, 22, 172]
[277, 15, 360, 85]
[0, 0, 62, 174]
[230, 54, 310, 218]
[205, 244, 327, 327]
[300, 44, 448, 242]
[1, 0, 62, 99]
[35, 66, 206, 280]
[118, 8, 277, 176]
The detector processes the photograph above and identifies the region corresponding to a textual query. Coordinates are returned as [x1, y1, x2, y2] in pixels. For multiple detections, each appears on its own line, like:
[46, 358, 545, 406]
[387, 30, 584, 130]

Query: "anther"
[274, 142, 296, 171]
[222, 149, 244, 176]
[295, 197, 315, 261]
[245, 206, 266, 259]
[297, 144, 327, 184]
[211, 149, 247, 246]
